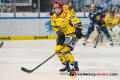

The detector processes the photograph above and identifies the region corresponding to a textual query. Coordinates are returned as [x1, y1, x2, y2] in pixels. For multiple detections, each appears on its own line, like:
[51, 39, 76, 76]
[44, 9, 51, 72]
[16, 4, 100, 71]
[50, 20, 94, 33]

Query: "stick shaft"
[95, 32, 100, 47]
[99, 33, 103, 43]
[0, 42, 3, 48]
[32, 55, 54, 72]
[29, 39, 73, 72]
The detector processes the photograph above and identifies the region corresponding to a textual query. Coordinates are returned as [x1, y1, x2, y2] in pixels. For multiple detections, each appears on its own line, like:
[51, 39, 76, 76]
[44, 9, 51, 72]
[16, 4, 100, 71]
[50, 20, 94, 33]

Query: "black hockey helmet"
[110, 9, 115, 16]
[110, 9, 115, 13]
[68, 0, 73, 4]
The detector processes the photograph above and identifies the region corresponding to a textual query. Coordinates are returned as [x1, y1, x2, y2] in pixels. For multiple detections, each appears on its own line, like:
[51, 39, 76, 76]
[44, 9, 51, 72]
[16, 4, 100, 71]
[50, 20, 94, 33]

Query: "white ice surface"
[0, 39, 120, 80]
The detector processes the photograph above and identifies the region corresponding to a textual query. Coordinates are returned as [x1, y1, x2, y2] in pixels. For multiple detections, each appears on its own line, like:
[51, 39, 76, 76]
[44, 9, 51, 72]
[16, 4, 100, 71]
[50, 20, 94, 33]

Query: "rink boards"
[0, 16, 119, 41]
[0, 34, 118, 41]
[0, 17, 89, 41]
[0, 35, 57, 41]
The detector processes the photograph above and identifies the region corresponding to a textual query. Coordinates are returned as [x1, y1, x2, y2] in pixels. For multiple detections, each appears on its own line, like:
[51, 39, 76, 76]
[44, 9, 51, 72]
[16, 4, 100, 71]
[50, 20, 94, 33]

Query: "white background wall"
[0, 18, 89, 36]
[0, 13, 120, 36]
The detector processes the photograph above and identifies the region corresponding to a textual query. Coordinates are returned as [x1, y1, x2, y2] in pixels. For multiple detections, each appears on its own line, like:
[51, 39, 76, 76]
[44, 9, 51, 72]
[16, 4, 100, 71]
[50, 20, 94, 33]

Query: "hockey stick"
[99, 33, 103, 43]
[21, 38, 75, 73]
[94, 26, 102, 48]
[0, 42, 3, 48]
[94, 32, 100, 48]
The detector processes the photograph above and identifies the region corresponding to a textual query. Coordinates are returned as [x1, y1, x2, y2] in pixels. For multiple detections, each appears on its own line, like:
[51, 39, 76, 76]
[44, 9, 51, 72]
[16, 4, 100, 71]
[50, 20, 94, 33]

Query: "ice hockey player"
[103, 10, 120, 45]
[63, 0, 75, 16]
[49, 0, 75, 16]
[51, 1, 83, 72]
[83, 4, 113, 46]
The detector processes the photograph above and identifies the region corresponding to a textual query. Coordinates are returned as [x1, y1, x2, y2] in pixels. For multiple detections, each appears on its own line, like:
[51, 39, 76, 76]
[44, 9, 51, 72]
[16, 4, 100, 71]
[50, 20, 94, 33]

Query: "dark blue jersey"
[89, 6, 103, 24]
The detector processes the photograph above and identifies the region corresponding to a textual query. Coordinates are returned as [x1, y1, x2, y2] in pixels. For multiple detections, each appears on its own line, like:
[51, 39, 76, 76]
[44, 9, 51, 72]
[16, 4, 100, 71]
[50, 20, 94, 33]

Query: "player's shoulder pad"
[51, 15, 53, 20]
[51, 13, 56, 20]
[73, 10, 75, 13]
[96, 6, 103, 13]
[115, 15, 120, 19]
[105, 14, 109, 18]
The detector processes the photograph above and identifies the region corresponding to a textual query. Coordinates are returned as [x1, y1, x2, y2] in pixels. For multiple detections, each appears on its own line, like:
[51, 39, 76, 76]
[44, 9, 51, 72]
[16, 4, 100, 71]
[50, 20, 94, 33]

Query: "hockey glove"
[57, 33, 65, 45]
[75, 28, 83, 39]
[49, 10, 54, 16]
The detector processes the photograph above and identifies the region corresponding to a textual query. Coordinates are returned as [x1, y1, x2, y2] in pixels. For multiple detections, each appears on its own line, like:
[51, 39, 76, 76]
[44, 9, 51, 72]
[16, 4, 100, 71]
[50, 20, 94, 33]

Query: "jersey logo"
[45, 20, 54, 34]
[115, 20, 118, 22]
[107, 19, 110, 22]
[63, 12, 67, 17]
[95, 15, 101, 20]
[108, 23, 112, 26]
[61, 20, 66, 23]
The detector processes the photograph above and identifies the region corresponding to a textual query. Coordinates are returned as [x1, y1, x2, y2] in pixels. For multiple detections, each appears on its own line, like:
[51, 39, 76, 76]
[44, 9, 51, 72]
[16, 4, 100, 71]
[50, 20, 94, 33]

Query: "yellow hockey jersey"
[103, 14, 120, 29]
[51, 11, 82, 37]
[63, 5, 75, 16]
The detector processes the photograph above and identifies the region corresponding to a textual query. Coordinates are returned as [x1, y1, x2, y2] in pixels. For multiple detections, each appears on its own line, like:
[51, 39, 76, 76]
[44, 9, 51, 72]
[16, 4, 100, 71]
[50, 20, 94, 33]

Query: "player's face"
[68, 3, 73, 8]
[55, 7, 62, 15]
[110, 12, 115, 15]
[91, 7, 95, 12]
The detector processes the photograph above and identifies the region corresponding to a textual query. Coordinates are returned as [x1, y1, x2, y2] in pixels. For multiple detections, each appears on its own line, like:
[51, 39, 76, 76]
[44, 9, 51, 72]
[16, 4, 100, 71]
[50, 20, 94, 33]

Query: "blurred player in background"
[49, 0, 75, 16]
[103, 10, 120, 45]
[63, 0, 75, 16]
[83, 4, 113, 46]
[51, 1, 83, 72]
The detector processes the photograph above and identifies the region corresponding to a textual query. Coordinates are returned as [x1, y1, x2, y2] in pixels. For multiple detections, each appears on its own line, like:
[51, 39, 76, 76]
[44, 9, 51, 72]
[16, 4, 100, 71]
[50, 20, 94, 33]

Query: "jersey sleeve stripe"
[74, 23, 82, 28]
[52, 26, 57, 28]
[56, 31, 60, 35]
